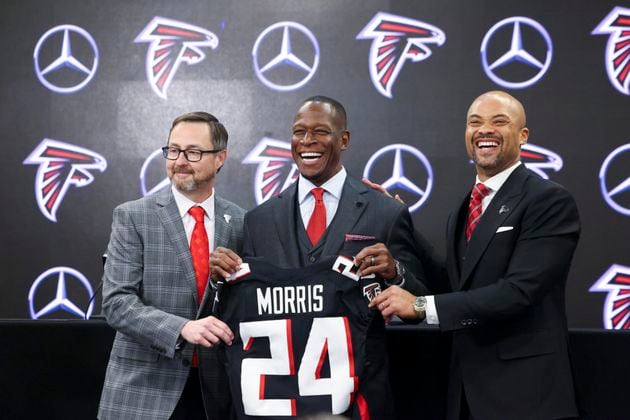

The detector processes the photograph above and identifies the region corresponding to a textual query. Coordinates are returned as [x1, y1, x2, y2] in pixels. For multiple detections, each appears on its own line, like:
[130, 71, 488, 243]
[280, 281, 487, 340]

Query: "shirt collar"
[298, 167, 347, 204]
[476, 161, 521, 192]
[171, 185, 215, 220]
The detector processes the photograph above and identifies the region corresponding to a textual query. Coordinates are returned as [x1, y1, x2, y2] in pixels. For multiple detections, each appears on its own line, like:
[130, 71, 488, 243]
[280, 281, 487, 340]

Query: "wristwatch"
[413, 296, 427, 319]
[389, 259, 406, 285]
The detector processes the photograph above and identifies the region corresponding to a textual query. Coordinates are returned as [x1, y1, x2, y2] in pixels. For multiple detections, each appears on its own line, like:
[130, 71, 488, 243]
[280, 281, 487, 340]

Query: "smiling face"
[166, 121, 226, 202]
[291, 101, 350, 186]
[465, 91, 529, 181]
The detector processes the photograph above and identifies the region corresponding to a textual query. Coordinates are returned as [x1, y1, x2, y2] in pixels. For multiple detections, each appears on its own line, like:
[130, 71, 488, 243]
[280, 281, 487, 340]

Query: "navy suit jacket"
[434, 164, 580, 420]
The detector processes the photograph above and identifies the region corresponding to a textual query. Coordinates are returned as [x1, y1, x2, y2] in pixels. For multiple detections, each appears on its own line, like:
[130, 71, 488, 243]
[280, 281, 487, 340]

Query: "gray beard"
[174, 178, 197, 192]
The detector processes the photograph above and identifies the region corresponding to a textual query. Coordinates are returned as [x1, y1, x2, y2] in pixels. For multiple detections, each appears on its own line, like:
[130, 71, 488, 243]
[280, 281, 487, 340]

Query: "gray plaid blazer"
[98, 188, 244, 420]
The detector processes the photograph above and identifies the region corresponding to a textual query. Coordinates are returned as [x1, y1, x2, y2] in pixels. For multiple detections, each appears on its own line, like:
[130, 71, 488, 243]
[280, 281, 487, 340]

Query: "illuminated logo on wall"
[592, 6, 630, 96]
[520, 143, 563, 179]
[599, 143, 630, 216]
[28, 266, 94, 320]
[33, 24, 99, 93]
[252, 21, 319, 91]
[23, 139, 107, 222]
[242, 137, 298, 204]
[140, 148, 170, 196]
[590, 264, 630, 329]
[480, 16, 553, 89]
[357, 12, 445, 98]
[362, 144, 433, 213]
[135, 17, 219, 99]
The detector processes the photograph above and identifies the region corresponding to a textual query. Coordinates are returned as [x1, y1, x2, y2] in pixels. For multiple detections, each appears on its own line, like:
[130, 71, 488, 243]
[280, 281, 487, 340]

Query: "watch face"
[415, 297, 426, 310]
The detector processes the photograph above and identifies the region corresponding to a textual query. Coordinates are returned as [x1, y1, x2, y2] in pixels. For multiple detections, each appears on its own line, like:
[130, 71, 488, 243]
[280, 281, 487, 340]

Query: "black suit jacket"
[433, 165, 580, 420]
[241, 175, 429, 419]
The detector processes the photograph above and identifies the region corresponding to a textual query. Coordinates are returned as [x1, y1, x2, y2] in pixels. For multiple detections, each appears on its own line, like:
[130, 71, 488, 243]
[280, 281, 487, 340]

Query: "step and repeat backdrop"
[2, 0, 628, 328]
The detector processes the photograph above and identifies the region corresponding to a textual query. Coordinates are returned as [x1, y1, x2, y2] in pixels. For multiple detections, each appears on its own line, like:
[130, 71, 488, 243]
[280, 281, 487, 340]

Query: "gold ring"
[370, 256, 376, 266]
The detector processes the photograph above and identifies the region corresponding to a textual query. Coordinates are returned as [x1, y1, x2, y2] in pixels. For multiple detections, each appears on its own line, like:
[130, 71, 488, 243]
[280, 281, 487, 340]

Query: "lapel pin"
[223, 214, 231, 224]
[499, 205, 509, 215]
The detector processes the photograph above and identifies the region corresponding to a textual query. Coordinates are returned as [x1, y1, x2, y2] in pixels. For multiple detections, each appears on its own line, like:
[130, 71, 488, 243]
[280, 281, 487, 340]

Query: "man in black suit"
[370, 91, 580, 420]
[213, 96, 429, 418]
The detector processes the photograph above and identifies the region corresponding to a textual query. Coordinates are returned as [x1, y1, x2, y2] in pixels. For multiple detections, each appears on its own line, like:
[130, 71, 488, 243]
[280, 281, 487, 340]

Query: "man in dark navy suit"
[370, 91, 580, 420]
[213, 96, 430, 419]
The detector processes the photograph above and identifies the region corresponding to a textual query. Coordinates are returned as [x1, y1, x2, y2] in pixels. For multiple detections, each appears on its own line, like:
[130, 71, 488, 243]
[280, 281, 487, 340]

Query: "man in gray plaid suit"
[98, 112, 245, 420]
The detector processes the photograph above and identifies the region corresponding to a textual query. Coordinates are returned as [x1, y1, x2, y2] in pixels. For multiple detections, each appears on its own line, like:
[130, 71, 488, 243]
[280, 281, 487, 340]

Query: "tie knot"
[188, 206, 205, 223]
[471, 183, 491, 201]
[311, 187, 325, 201]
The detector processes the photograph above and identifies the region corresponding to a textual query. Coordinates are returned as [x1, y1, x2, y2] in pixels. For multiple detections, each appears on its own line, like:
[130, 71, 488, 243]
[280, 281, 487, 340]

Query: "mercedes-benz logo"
[363, 144, 434, 213]
[599, 143, 630, 216]
[481, 16, 552, 89]
[33, 24, 99, 94]
[140, 148, 170, 197]
[252, 21, 319, 91]
[28, 267, 94, 320]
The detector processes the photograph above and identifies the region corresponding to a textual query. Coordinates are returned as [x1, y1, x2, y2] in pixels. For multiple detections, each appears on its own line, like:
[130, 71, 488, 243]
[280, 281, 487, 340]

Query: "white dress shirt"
[171, 185, 216, 252]
[297, 167, 347, 229]
[425, 161, 522, 324]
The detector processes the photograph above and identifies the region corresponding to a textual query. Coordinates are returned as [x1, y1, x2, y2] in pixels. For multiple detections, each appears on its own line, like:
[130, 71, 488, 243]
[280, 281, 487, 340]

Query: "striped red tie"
[306, 188, 326, 245]
[465, 183, 491, 241]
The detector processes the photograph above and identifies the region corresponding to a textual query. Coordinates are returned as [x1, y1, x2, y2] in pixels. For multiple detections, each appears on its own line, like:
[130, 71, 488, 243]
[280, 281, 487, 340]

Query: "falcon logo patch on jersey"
[242, 137, 298, 204]
[520, 143, 563, 179]
[135, 17, 219, 99]
[23, 139, 107, 222]
[357, 12, 445, 98]
[362, 282, 382, 303]
[590, 264, 630, 329]
[592, 6, 630, 95]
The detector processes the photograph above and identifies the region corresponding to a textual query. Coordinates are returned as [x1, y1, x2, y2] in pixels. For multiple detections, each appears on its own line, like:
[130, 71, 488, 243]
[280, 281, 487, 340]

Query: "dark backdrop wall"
[2, 0, 628, 328]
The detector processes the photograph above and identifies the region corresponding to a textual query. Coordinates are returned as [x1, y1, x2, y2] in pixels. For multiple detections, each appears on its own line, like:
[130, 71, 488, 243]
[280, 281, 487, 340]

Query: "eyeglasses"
[161, 146, 223, 162]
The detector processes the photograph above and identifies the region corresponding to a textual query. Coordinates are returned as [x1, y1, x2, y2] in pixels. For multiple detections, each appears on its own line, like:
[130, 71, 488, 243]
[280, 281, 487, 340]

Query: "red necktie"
[188, 206, 209, 304]
[188, 206, 209, 368]
[306, 187, 326, 245]
[465, 183, 491, 241]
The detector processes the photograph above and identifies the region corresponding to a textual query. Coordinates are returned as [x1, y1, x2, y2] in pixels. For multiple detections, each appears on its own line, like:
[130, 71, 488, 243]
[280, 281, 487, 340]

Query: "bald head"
[468, 91, 527, 128]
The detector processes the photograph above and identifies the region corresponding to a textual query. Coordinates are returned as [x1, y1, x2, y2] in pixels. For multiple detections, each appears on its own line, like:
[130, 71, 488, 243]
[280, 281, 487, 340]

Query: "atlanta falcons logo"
[592, 6, 630, 96]
[23, 139, 107, 222]
[520, 143, 563, 179]
[242, 137, 298, 205]
[135, 17, 219, 99]
[357, 12, 446, 98]
[590, 264, 630, 329]
[362, 283, 382, 303]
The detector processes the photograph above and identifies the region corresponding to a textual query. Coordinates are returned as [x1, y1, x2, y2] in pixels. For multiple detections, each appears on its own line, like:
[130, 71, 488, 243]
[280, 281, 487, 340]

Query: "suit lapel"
[321, 177, 368, 257]
[459, 165, 529, 289]
[272, 184, 303, 267]
[197, 196, 231, 311]
[155, 189, 198, 305]
[446, 195, 468, 290]
[213, 196, 231, 248]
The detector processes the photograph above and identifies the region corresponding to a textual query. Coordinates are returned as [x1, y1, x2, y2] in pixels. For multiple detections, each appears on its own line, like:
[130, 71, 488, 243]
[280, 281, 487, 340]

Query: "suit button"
[460, 320, 467, 326]
[182, 359, 191, 367]
[309, 256, 316, 263]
